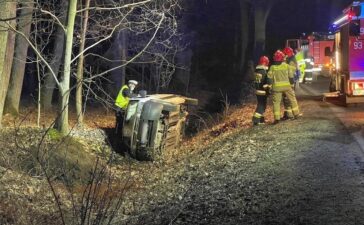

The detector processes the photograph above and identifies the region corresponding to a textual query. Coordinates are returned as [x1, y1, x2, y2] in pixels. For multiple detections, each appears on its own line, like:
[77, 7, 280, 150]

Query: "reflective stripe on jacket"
[267, 62, 294, 91]
[254, 65, 269, 95]
[115, 85, 129, 109]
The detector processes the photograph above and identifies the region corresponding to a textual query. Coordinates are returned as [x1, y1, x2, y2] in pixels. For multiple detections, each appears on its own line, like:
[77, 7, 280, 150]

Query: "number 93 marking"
[354, 41, 363, 50]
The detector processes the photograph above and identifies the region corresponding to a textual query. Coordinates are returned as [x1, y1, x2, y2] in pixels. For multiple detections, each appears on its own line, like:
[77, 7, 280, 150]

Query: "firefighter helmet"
[258, 56, 270, 66]
[283, 47, 294, 57]
[273, 50, 285, 62]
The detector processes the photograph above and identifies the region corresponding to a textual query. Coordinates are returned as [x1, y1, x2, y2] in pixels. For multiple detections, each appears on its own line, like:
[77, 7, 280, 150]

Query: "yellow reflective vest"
[115, 85, 129, 109]
[267, 62, 295, 91]
[295, 51, 306, 75]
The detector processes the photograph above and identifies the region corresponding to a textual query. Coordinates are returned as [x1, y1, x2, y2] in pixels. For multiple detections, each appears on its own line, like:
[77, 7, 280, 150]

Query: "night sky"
[266, 0, 353, 54]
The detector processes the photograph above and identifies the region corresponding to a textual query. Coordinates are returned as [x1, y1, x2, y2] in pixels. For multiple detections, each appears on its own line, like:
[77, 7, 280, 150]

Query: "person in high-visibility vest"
[267, 50, 301, 124]
[295, 48, 306, 83]
[282, 47, 298, 120]
[283, 47, 299, 84]
[115, 80, 138, 133]
[252, 56, 270, 125]
[304, 51, 315, 83]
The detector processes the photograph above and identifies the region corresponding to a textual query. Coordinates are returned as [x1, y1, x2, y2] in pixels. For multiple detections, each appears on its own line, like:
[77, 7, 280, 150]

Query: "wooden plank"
[151, 94, 186, 104]
[149, 94, 198, 106]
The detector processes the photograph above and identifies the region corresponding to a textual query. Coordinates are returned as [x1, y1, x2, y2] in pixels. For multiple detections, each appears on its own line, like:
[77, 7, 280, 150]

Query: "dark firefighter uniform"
[304, 56, 314, 83]
[252, 64, 269, 125]
[267, 51, 300, 123]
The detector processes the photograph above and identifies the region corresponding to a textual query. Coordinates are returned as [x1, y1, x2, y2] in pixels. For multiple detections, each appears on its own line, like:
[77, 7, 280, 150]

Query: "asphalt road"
[298, 76, 364, 137]
[123, 76, 364, 225]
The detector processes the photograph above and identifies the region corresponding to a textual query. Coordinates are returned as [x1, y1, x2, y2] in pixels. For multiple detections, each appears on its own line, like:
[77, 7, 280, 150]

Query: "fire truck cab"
[286, 33, 334, 82]
[328, 1, 364, 104]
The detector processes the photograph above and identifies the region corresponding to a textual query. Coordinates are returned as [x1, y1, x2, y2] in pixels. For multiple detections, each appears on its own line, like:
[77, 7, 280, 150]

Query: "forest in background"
[0, 0, 353, 135]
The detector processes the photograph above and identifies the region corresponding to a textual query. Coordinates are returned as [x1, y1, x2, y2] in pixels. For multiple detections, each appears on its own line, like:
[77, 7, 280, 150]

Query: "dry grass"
[1, 106, 115, 129]
[163, 99, 275, 163]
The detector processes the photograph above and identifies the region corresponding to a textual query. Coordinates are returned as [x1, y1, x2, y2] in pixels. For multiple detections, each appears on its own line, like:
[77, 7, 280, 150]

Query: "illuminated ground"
[120, 76, 364, 224]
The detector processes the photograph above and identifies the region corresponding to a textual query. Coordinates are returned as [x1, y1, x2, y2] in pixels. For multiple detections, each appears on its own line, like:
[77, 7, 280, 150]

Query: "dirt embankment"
[0, 100, 263, 225]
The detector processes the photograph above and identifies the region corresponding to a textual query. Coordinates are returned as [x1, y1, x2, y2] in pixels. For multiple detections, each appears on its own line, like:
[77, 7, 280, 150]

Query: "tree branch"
[77, 0, 153, 13]
[6, 21, 60, 87]
[70, 8, 134, 64]
[39, 8, 66, 32]
[85, 13, 166, 81]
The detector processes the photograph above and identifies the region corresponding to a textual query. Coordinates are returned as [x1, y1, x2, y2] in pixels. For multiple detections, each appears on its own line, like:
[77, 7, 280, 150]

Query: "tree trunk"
[76, 0, 91, 125]
[239, 0, 251, 77]
[0, 2, 17, 128]
[4, 0, 34, 116]
[233, 20, 241, 73]
[254, 1, 272, 61]
[112, 29, 128, 92]
[55, 0, 78, 134]
[120, 30, 127, 87]
[41, 1, 68, 110]
[174, 48, 193, 94]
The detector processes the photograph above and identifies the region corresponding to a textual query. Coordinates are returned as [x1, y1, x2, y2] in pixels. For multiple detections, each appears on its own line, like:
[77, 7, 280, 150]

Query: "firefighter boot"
[284, 89, 300, 119]
[260, 117, 265, 124]
[252, 113, 263, 125]
[282, 95, 294, 120]
[294, 113, 303, 120]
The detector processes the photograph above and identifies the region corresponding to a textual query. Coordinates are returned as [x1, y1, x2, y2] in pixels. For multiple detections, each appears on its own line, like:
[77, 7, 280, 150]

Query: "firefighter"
[295, 47, 306, 83]
[304, 52, 315, 83]
[252, 56, 270, 125]
[267, 50, 301, 124]
[115, 80, 138, 133]
[283, 47, 299, 82]
[281, 47, 298, 120]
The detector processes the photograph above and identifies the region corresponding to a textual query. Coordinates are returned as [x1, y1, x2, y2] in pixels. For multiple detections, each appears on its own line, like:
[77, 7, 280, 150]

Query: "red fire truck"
[286, 32, 334, 82]
[327, 1, 364, 104]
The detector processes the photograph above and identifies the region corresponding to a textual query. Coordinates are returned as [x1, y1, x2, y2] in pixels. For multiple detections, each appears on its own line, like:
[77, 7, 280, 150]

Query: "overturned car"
[122, 94, 198, 161]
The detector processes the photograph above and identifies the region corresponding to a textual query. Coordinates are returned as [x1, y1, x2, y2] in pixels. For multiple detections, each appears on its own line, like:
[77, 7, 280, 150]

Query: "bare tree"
[79, 0, 183, 103]
[239, 0, 252, 76]
[253, 0, 274, 59]
[75, 0, 91, 125]
[0, 0, 17, 128]
[54, 0, 78, 134]
[4, 0, 34, 116]
[3, 0, 183, 134]
[40, 1, 69, 110]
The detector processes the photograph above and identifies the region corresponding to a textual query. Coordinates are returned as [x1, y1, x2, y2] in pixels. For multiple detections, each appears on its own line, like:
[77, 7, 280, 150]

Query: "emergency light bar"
[331, 2, 364, 31]
[333, 15, 349, 25]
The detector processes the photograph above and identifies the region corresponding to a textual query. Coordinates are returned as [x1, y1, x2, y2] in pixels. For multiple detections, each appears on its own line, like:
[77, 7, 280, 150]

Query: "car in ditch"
[122, 93, 198, 161]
